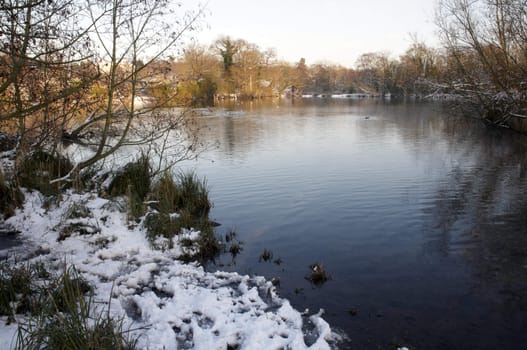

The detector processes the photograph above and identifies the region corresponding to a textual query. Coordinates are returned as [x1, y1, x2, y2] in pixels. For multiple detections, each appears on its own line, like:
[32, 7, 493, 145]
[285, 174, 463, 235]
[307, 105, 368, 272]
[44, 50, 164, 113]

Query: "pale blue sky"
[184, 0, 439, 67]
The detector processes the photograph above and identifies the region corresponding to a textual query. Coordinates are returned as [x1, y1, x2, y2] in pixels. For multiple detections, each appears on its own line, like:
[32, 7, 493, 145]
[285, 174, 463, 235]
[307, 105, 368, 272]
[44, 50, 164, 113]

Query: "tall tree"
[355, 52, 395, 95]
[214, 36, 239, 75]
[69, 0, 205, 174]
[231, 40, 263, 97]
[177, 43, 220, 105]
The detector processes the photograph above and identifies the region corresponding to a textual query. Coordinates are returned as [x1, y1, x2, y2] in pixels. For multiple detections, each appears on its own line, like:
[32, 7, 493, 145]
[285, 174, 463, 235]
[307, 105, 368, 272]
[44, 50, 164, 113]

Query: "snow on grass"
[1, 190, 341, 349]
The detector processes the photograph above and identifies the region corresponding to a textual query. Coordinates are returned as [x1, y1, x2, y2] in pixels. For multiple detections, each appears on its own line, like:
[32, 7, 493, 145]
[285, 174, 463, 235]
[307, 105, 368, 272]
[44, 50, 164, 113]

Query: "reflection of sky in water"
[178, 99, 527, 349]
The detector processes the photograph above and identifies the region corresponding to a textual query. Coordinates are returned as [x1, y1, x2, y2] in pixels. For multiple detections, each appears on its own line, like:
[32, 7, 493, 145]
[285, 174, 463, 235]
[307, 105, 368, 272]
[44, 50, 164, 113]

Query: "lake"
[179, 98, 527, 349]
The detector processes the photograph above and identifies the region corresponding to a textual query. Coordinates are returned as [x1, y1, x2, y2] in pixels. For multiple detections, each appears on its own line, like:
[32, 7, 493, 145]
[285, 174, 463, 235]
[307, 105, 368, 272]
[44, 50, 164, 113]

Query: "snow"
[1, 190, 342, 349]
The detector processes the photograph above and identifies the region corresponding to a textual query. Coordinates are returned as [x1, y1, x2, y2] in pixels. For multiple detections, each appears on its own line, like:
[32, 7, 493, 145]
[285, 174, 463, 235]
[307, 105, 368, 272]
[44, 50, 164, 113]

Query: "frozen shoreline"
[0, 190, 341, 349]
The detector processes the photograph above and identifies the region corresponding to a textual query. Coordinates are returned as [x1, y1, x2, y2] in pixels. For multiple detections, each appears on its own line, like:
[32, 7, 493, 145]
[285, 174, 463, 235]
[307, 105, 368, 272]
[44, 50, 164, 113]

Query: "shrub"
[22, 315, 137, 350]
[144, 211, 221, 262]
[147, 171, 220, 262]
[108, 156, 151, 218]
[58, 222, 101, 241]
[147, 171, 211, 233]
[174, 172, 211, 219]
[178, 227, 222, 264]
[63, 202, 91, 220]
[0, 263, 92, 319]
[147, 82, 177, 107]
[76, 165, 103, 192]
[17, 150, 73, 196]
[150, 172, 180, 213]
[143, 212, 181, 247]
[150, 171, 211, 218]
[15, 266, 137, 350]
[0, 263, 36, 318]
[176, 77, 217, 107]
[43, 266, 92, 314]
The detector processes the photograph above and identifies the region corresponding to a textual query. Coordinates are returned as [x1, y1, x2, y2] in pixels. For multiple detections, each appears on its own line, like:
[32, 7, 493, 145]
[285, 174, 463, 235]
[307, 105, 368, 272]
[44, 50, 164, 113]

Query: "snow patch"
[1, 190, 341, 349]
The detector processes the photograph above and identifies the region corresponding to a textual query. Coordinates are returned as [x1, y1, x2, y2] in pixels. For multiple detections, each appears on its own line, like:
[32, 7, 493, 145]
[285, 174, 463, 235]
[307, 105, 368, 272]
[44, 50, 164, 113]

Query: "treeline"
[155, 0, 527, 133]
[162, 22, 526, 116]
[148, 37, 443, 103]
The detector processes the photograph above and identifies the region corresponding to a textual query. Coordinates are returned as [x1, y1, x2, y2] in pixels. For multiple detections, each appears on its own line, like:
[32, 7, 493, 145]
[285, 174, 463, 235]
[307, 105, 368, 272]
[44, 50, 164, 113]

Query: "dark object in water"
[305, 262, 330, 286]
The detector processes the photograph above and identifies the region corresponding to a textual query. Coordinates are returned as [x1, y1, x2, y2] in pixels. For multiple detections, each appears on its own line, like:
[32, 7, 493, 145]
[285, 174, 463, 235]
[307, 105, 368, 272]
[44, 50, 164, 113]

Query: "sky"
[180, 0, 440, 68]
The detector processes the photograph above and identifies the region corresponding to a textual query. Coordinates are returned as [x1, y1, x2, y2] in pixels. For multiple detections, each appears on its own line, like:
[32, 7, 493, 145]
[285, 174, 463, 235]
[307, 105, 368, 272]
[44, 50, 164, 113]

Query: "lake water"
[179, 99, 527, 349]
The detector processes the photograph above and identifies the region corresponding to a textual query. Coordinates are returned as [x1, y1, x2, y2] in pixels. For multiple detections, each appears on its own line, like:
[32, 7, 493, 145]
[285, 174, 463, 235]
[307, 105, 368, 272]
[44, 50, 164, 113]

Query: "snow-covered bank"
[1, 190, 341, 349]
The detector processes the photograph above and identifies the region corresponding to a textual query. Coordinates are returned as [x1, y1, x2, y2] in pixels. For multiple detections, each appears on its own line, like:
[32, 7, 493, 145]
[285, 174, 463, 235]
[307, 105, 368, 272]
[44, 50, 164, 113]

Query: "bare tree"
[355, 52, 398, 95]
[1, 0, 207, 182]
[398, 39, 441, 96]
[63, 0, 205, 173]
[436, 0, 527, 129]
[0, 0, 96, 150]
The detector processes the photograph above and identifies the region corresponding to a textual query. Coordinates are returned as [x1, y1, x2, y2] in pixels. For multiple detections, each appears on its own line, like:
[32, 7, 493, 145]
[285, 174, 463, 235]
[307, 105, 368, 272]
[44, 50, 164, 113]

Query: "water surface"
[180, 99, 527, 349]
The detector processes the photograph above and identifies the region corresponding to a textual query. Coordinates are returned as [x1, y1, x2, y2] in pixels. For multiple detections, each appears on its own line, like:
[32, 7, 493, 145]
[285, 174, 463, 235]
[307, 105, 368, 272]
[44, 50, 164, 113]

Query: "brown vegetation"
[0, 0, 206, 186]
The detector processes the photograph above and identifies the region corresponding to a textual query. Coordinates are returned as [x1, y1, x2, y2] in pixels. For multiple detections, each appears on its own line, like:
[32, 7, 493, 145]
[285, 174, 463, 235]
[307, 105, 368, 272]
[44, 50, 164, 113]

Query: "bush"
[174, 172, 211, 218]
[150, 172, 180, 213]
[147, 171, 211, 227]
[22, 315, 137, 350]
[17, 151, 73, 196]
[108, 156, 151, 218]
[147, 82, 177, 107]
[15, 266, 137, 350]
[42, 266, 92, 314]
[146, 171, 220, 262]
[175, 77, 217, 107]
[143, 212, 181, 247]
[0, 263, 36, 318]
[76, 165, 104, 192]
[0, 263, 92, 319]
[1, 256, 135, 349]
[150, 171, 211, 218]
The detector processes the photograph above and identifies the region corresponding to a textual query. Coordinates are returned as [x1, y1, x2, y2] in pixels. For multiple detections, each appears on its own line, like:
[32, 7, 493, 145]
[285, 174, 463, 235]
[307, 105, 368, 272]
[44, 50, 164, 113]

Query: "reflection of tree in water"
[195, 107, 260, 159]
[425, 122, 527, 310]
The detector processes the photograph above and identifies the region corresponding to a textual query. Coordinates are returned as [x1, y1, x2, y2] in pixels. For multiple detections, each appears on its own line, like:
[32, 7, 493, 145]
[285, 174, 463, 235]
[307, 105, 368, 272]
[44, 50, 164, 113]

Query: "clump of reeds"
[259, 248, 273, 262]
[108, 155, 151, 219]
[17, 150, 73, 196]
[145, 171, 220, 263]
[305, 262, 330, 286]
[4, 264, 139, 350]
